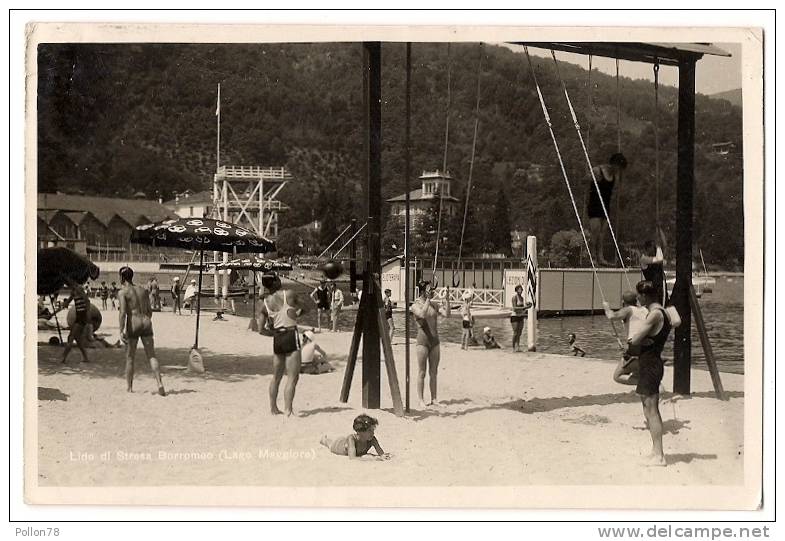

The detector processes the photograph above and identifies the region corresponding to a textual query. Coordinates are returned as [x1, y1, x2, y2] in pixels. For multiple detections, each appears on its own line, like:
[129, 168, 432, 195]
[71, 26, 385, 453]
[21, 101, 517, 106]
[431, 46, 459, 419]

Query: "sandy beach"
[35, 306, 744, 488]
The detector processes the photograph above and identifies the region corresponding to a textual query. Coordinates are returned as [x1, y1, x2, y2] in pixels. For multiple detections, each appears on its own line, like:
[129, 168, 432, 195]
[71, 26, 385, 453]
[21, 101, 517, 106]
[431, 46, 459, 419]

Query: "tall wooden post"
[349, 218, 358, 296]
[673, 57, 696, 395]
[404, 43, 412, 412]
[526, 236, 538, 351]
[362, 42, 383, 409]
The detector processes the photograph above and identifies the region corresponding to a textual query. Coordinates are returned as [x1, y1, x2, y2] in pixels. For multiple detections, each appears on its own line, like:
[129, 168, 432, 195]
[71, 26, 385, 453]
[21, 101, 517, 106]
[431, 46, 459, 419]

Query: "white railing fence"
[433, 286, 504, 307]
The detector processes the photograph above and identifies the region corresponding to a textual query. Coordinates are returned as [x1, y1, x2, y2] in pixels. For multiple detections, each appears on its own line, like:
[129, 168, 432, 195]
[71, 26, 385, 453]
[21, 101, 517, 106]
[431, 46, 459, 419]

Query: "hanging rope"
[653, 60, 661, 238]
[615, 57, 622, 152]
[586, 54, 592, 149]
[431, 43, 452, 284]
[524, 47, 624, 350]
[550, 50, 634, 291]
[614, 56, 623, 241]
[453, 45, 484, 287]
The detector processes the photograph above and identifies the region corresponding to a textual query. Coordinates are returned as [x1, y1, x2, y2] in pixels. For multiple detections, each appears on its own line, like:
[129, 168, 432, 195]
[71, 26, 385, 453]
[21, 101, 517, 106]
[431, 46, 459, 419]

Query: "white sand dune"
[35, 307, 744, 488]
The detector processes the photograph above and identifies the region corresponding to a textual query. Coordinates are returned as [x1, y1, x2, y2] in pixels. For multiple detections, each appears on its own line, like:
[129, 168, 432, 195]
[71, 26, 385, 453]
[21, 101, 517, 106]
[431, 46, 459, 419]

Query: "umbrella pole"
[248, 271, 259, 332]
[194, 248, 205, 349]
[49, 295, 63, 343]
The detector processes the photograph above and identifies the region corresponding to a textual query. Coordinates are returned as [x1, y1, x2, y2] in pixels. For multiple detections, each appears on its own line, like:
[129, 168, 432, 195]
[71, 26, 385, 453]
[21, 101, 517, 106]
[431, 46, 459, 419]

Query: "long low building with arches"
[37, 193, 178, 258]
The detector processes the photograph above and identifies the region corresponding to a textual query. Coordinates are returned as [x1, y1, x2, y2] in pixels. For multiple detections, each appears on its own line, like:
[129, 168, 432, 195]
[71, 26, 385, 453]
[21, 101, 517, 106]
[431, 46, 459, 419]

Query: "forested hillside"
[37, 42, 744, 268]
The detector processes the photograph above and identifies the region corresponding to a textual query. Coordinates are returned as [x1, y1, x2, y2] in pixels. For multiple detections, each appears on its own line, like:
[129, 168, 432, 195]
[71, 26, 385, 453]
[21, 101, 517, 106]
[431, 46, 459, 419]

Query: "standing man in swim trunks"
[99, 281, 109, 310]
[587, 152, 627, 266]
[309, 280, 331, 332]
[110, 281, 119, 309]
[258, 271, 310, 416]
[628, 280, 673, 467]
[383, 288, 395, 344]
[410, 280, 449, 409]
[61, 278, 91, 364]
[118, 266, 165, 396]
[170, 277, 182, 315]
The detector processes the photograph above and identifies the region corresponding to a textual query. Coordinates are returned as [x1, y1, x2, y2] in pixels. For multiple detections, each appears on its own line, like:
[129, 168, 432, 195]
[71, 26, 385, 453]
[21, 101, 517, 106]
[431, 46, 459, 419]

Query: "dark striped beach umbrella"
[206, 257, 293, 331]
[130, 217, 276, 367]
[37, 247, 100, 343]
[130, 217, 275, 253]
[37, 247, 100, 296]
[206, 257, 292, 273]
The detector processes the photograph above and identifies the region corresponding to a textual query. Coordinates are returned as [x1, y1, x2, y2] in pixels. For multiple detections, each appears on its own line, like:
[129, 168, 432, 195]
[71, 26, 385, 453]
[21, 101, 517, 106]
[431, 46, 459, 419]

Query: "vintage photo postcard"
[24, 22, 764, 509]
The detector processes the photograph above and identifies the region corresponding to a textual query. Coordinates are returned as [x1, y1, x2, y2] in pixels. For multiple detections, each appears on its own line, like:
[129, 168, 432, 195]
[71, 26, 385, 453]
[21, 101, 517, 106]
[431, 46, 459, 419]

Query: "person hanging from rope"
[628, 280, 674, 467]
[411, 280, 449, 409]
[587, 152, 628, 267]
[639, 239, 667, 305]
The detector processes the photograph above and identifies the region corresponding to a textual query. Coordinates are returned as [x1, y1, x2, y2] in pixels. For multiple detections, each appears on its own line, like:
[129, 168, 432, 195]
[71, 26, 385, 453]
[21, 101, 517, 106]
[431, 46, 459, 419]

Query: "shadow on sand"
[298, 406, 354, 418]
[37, 343, 279, 383]
[666, 453, 719, 465]
[403, 390, 744, 422]
[38, 387, 69, 401]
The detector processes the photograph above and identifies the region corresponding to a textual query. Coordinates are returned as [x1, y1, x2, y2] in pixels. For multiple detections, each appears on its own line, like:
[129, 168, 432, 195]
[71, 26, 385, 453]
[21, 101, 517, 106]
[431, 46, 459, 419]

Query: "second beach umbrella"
[207, 257, 293, 331]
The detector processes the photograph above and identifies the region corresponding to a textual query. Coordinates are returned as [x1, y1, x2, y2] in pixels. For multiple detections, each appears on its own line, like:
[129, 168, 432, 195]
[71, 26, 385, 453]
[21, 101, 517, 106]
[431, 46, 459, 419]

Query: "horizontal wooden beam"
[516, 42, 704, 66]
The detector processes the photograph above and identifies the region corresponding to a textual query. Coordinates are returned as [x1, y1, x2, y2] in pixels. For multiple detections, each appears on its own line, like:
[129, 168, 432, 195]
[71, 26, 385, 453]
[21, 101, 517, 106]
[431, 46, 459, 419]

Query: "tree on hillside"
[486, 186, 513, 256]
[275, 227, 305, 257]
[381, 213, 406, 258]
[34, 42, 744, 268]
[548, 229, 587, 268]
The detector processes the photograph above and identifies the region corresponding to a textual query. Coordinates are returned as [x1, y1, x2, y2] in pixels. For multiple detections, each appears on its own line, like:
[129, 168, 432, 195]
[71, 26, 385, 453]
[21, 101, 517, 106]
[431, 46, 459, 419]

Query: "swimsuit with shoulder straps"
[263, 290, 299, 329]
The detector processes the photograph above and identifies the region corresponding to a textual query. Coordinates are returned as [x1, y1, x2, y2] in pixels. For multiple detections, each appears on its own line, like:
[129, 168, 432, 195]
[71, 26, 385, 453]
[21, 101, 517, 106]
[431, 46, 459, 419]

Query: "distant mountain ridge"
[36, 43, 744, 268]
[709, 88, 742, 108]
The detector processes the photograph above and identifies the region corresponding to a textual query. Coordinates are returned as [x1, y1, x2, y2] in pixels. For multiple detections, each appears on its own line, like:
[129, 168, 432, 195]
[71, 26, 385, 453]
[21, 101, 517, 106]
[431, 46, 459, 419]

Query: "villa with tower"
[386, 170, 459, 234]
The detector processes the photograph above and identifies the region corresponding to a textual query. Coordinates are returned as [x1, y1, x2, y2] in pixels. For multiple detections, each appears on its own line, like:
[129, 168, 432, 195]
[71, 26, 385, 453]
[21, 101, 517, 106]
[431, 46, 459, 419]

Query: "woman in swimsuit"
[320, 414, 391, 460]
[118, 266, 165, 396]
[509, 284, 532, 352]
[410, 280, 449, 408]
[587, 152, 627, 266]
[61, 280, 91, 364]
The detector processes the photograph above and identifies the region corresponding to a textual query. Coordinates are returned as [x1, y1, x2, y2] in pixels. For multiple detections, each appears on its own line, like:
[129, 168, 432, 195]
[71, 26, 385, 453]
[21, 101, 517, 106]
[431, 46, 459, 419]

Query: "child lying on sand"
[320, 414, 392, 460]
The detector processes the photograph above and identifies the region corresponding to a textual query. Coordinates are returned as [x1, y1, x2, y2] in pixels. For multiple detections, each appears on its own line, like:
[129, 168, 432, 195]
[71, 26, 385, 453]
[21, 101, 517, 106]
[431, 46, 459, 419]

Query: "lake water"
[232, 276, 745, 374]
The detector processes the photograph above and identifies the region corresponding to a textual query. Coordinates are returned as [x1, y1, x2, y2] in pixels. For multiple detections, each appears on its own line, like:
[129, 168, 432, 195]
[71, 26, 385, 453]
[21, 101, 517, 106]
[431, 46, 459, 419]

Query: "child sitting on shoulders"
[568, 333, 586, 357]
[320, 414, 391, 460]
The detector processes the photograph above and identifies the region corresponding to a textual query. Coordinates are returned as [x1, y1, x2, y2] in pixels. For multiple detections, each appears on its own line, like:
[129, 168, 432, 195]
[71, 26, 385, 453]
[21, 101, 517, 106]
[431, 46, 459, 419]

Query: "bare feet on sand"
[270, 407, 283, 415]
